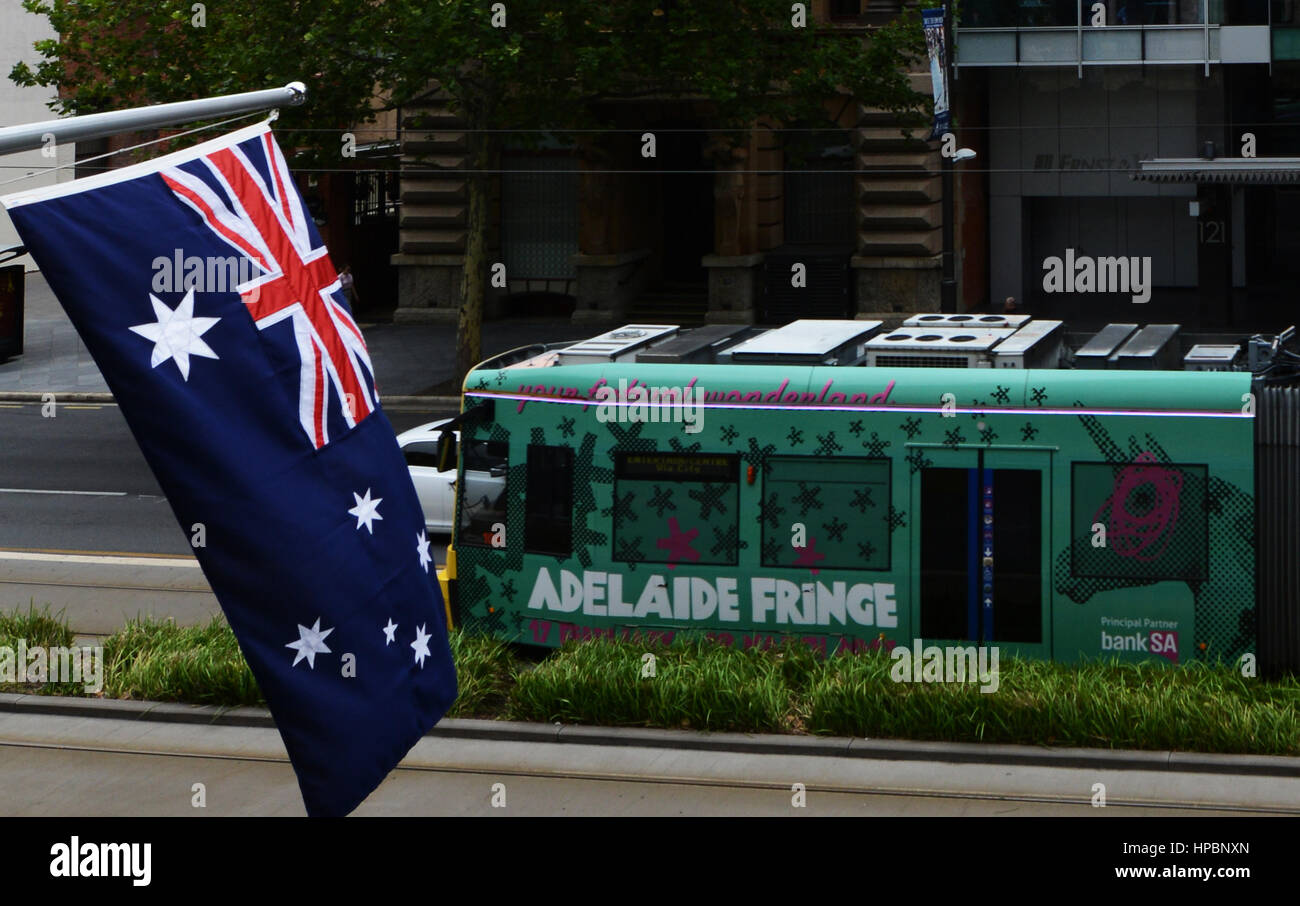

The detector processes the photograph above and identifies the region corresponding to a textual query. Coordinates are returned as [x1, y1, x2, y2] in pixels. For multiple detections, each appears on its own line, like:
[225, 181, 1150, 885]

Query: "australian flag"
[1, 122, 457, 816]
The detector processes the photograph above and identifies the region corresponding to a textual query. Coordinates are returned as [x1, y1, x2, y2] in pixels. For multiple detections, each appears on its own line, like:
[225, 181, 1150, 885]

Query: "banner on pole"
[923, 8, 951, 141]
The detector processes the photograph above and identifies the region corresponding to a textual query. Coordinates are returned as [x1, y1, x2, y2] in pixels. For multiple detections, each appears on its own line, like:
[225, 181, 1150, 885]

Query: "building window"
[761, 457, 891, 570]
[784, 131, 856, 246]
[612, 452, 741, 567]
[1070, 461, 1208, 581]
[525, 445, 574, 556]
[829, 0, 862, 18]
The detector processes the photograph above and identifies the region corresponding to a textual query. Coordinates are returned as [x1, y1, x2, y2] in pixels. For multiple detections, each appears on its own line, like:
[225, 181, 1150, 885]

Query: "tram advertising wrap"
[443, 363, 1251, 666]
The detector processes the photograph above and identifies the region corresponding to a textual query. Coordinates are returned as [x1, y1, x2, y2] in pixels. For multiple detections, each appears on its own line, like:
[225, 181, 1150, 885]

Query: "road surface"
[0, 400, 454, 632]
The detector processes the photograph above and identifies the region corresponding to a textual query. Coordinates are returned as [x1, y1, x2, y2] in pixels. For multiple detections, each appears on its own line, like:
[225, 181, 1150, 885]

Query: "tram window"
[525, 445, 574, 557]
[612, 452, 741, 567]
[1070, 462, 1209, 581]
[458, 438, 510, 548]
[465, 439, 508, 473]
[761, 457, 891, 570]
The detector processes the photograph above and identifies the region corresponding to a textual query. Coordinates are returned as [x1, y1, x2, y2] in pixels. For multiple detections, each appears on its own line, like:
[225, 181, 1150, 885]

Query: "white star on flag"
[286, 617, 334, 669]
[348, 488, 384, 534]
[382, 618, 397, 646]
[416, 531, 432, 573]
[411, 623, 432, 668]
[128, 289, 220, 381]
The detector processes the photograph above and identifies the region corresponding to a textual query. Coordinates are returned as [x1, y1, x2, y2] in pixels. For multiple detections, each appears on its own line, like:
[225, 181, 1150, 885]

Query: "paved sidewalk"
[0, 270, 587, 397]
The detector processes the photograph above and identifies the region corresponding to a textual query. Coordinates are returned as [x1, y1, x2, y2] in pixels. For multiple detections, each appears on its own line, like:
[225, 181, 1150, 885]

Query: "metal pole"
[940, 5, 956, 314]
[0, 82, 307, 156]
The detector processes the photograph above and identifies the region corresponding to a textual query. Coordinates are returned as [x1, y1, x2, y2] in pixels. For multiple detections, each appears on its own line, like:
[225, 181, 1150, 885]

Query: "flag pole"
[0, 82, 307, 156]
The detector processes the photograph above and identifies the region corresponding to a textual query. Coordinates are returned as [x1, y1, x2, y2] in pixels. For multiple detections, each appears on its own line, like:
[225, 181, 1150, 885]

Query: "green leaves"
[11, 0, 927, 163]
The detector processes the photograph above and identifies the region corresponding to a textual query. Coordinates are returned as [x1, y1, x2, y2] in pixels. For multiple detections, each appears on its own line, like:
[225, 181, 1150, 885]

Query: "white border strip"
[0, 121, 272, 209]
[0, 550, 201, 568]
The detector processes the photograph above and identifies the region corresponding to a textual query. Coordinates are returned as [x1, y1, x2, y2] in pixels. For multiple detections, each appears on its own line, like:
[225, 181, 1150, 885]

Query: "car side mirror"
[436, 432, 458, 472]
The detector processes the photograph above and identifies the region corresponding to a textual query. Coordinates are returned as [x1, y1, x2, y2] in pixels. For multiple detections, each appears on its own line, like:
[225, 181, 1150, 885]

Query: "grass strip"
[0, 603, 82, 696]
[102, 617, 263, 707]
[803, 652, 1300, 755]
[507, 636, 797, 732]
[2, 609, 1297, 756]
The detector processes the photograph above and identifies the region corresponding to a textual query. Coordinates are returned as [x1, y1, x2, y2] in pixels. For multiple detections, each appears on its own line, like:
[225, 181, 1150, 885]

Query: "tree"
[12, 0, 927, 383]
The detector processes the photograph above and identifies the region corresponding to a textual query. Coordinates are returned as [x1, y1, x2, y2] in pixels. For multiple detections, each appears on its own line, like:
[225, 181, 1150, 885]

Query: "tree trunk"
[455, 119, 494, 385]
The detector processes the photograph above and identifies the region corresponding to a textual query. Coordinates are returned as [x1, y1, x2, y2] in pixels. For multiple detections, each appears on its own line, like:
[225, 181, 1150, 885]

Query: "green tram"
[436, 329, 1269, 668]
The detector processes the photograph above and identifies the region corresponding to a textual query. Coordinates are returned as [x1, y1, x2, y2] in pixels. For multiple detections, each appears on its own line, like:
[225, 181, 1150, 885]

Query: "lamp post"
[938, 4, 976, 314]
[941, 146, 976, 314]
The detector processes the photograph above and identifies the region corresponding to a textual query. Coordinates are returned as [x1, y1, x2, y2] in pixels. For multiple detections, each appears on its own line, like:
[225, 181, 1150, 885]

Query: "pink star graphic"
[656, 517, 701, 570]
[793, 536, 826, 574]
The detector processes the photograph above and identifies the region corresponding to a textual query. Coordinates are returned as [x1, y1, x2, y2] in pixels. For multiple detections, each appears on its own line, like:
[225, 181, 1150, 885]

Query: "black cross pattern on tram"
[792, 482, 823, 516]
[648, 485, 676, 517]
[823, 516, 848, 542]
[886, 505, 907, 532]
[615, 536, 645, 568]
[758, 493, 787, 529]
[814, 431, 843, 456]
[850, 487, 875, 512]
[602, 489, 637, 524]
[744, 436, 776, 467]
[864, 432, 891, 457]
[688, 483, 729, 519]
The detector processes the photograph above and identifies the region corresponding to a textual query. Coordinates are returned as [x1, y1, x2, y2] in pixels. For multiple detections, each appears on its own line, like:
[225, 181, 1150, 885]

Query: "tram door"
[911, 448, 1052, 659]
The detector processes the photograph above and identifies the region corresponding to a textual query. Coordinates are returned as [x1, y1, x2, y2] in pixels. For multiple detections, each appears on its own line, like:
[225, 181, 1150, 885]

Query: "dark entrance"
[653, 125, 713, 287]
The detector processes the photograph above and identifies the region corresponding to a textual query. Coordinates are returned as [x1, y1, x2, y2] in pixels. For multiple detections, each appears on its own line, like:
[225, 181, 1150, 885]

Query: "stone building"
[389, 1, 974, 326]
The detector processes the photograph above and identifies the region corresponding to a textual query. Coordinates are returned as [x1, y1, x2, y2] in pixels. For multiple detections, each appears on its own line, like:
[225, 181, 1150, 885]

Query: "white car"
[396, 419, 508, 534]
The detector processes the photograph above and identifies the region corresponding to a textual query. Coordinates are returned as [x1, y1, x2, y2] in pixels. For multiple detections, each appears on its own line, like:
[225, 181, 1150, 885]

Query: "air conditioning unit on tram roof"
[557, 324, 680, 365]
[902, 313, 1032, 330]
[715, 319, 883, 366]
[993, 319, 1065, 369]
[864, 326, 1016, 368]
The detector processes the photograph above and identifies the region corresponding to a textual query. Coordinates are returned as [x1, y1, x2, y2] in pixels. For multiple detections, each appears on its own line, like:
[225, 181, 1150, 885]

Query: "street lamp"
[941, 147, 976, 314]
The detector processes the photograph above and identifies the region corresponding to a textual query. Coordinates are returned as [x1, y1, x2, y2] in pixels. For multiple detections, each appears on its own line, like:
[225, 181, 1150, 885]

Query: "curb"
[3, 692, 1298, 778]
[0, 391, 463, 409]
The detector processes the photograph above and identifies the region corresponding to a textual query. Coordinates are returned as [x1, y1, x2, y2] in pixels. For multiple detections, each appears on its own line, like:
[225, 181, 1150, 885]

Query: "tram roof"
[465, 363, 1253, 419]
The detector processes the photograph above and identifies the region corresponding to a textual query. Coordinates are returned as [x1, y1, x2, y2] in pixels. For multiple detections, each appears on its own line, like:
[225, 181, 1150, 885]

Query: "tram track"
[1, 736, 1289, 816]
[1, 711, 1294, 816]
